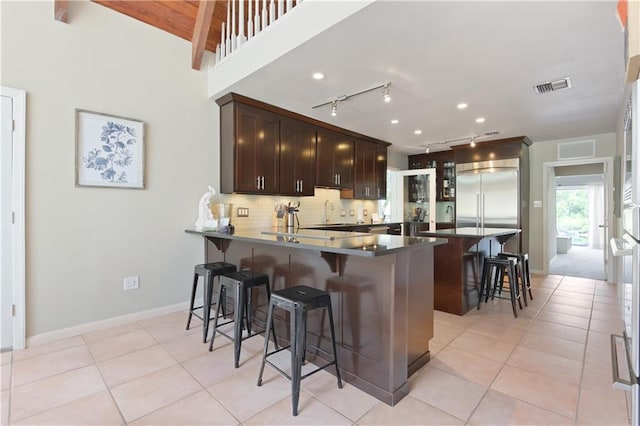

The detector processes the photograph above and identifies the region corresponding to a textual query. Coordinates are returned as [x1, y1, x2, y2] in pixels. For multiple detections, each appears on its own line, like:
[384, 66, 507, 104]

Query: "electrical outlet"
[123, 276, 139, 291]
[237, 207, 249, 217]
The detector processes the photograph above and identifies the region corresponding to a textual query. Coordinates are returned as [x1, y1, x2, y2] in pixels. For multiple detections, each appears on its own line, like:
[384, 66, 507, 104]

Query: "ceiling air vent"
[533, 77, 572, 94]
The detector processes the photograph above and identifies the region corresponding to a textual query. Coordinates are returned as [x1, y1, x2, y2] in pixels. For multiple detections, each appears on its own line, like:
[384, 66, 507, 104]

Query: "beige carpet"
[549, 245, 605, 280]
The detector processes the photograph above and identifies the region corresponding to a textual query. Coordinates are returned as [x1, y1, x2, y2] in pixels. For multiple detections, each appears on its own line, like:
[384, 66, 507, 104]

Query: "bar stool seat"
[209, 269, 277, 368]
[478, 256, 522, 317]
[499, 252, 533, 305]
[257, 285, 342, 416]
[186, 262, 237, 343]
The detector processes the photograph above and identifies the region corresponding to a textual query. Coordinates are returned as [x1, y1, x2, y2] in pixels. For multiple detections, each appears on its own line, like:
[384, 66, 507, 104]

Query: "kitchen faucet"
[324, 200, 334, 224]
[446, 205, 453, 222]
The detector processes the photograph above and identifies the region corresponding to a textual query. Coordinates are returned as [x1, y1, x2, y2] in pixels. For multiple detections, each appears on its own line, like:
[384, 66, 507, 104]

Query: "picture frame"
[75, 109, 145, 189]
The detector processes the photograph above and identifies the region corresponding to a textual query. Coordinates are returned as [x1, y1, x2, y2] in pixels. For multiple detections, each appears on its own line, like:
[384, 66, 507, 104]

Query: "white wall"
[1, 1, 217, 337]
[528, 133, 617, 271]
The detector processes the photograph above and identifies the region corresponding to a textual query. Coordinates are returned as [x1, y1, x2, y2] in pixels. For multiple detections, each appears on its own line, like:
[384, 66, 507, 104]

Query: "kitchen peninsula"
[419, 227, 521, 315]
[185, 228, 446, 405]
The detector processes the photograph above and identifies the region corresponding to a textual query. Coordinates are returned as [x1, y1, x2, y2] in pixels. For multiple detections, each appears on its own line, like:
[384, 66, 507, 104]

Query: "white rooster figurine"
[194, 185, 217, 231]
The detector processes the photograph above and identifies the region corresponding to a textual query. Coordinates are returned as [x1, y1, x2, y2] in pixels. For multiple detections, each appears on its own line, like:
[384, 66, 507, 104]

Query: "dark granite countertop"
[185, 227, 446, 257]
[419, 227, 521, 238]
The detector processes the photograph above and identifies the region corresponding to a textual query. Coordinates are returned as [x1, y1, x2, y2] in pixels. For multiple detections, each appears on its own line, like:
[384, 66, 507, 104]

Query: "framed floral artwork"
[75, 109, 145, 189]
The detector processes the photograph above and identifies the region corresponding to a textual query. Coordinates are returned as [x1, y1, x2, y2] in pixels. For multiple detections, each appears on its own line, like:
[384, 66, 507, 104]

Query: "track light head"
[425, 145, 430, 154]
[470, 136, 476, 147]
[382, 83, 391, 103]
[330, 101, 338, 117]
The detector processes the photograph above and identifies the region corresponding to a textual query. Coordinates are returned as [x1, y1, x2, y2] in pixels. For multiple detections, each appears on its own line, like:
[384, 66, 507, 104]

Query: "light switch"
[533, 200, 542, 208]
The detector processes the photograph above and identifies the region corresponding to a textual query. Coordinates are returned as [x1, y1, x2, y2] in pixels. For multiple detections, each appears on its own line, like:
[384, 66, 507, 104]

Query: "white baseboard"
[26, 302, 190, 347]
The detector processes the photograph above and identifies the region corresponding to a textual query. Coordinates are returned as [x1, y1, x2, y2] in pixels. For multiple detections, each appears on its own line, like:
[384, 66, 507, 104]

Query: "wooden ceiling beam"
[54, 0, 68, 23]
[192, 0, 217, 70]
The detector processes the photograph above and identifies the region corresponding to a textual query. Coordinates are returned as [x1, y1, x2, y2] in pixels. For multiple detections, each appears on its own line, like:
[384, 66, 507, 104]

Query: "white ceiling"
[222, 1, 627, 154]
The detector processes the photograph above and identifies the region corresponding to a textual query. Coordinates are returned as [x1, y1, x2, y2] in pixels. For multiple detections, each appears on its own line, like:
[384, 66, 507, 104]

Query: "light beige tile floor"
[1, 274, 631, 425]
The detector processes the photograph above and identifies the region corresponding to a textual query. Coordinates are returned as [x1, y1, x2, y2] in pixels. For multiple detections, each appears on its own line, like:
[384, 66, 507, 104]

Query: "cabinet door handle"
[260, 176, 265, 190]
[256, 176, 260, 190]
[299, 180, 303, 192]
[338, 174, 341, 185]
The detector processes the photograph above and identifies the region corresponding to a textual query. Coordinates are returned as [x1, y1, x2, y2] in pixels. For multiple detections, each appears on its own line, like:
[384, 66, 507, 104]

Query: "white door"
[389, 168, 437, 233]
[1, 94, 13, 350]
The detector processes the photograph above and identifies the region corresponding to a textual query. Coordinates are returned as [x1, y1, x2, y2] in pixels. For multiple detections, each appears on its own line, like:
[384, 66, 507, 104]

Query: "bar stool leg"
[291, 307, 305, 416]
[326, 298, 343, 388]
[233, 282, 245, 368]
[257, 300, 275, 387]
[186, 273, 198, 330]
[202, 272, 213, 343]
[208, 286, 224, 351]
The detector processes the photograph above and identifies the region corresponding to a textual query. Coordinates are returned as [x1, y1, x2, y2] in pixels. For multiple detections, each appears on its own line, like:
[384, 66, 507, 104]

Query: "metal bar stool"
[499, 252, 533, 305]
[208, 269, 278, 368]
[186, 262, 237, 343]
[478, 256, 522, 317]
[257, 285, 342, 416]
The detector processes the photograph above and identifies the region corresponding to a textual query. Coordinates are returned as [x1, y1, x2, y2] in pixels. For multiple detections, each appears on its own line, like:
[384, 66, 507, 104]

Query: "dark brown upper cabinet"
[279, 117, 316, 196]
[352, 140, 388, 200]
[316, 128, 354, 191]
[407, 150, 455, 202]
[220, 102, 280, 194]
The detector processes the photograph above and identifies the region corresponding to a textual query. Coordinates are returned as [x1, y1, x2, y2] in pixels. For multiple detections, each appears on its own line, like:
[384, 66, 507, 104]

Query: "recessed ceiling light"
[476, 117, 486, 123]
[414, 130, 422, 135]
[390, 119, 399, 124]
[312, 72, 325, 80]
[457, 103, 468, 110]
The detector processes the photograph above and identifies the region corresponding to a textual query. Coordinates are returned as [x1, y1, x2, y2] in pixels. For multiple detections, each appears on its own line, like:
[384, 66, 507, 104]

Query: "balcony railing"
[214, 0, 302, 66]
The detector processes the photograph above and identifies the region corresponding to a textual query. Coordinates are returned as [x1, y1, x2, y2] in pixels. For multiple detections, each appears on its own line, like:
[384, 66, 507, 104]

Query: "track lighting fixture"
[382, 83, 391, 103]
[312, 81, 392, 116]
[470, 136, 476, 147]
[425, 145, 430, 154]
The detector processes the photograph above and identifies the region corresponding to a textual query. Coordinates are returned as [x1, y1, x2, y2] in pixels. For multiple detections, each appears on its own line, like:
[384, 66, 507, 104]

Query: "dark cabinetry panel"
[279, 117, 316, 196]
[316, 128, 354, 190]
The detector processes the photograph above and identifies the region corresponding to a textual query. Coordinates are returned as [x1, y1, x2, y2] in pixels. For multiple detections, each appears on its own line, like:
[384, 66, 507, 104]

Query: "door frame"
[389, 168, 437, 232]
[542, 156, 614, 282]
[1, 86, 26, 350]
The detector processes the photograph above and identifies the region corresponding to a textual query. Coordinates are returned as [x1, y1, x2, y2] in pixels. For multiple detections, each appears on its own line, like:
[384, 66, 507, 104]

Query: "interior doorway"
[1, 86, 26, 351]
[543, 158, 613, 281]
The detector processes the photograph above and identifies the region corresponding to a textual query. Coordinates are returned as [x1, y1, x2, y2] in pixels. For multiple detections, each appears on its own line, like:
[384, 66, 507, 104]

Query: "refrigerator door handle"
[481, 193, 486, 229]
[475, 193, 480, 228]
[611, 332, 638, 391]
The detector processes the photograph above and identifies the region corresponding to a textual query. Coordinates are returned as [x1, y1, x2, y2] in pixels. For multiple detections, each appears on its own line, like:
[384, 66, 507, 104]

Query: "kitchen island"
[185, 228, 446, 405]
[419, 227, 521, 315]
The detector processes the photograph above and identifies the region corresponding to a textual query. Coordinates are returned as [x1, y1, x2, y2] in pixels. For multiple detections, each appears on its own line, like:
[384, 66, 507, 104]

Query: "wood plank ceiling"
[55, 0, 231, 70]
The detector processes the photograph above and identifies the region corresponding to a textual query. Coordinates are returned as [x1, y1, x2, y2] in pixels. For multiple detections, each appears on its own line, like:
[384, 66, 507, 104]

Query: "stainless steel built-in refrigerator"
[456, 158, 520, 247]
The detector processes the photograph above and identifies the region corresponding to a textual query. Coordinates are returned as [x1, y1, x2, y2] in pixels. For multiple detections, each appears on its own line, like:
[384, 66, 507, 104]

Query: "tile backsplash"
[211, 188, 380, 230]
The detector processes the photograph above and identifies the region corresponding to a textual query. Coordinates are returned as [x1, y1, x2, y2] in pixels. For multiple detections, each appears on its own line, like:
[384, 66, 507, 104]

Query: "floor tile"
[1, 363, 10, 391]
[302, 369, 378, 422]
[182, 338, 262, 388]
[519, 331, 585, 362]
[432, 323, 466, 345]
[491, 365, 579, 419]
[208, 358, 291, 422]
[13, 390, 123, 425]
[1, 390, 9, 425]
[130, 390, 238, 425]
[434, 310, 476, 328]
[468, 389, 573, 425]
[429, 346, 503, 387]
[593, 295, 618, 305]
[576, 387, 630, 425]
[160, 327, 221, 364]
[527, 320, 587, 344]
[506, 345, 582, 385]
[581, 362, 620, 393]
[82, 322, 143, 345]
[409, 366, 486, 421]
[542, 303, 592, 319]
[590, 317, 624, 334]
[593, 301, 618, 312]
[553, 290, 594, 301]
[356, 395, 463, 425]
[244, 390, 351, 425]
[428, 339, 447, 356]
[139, 312, 198, 343]
[449, 330, 517, 363]
[11, 336, 85, 362]
[587, 329, 611, 349]
[536, 310, 590, 329]
[547, 295, 592, 309]
[10, 365, 106, 422]
[465, 318, 526, 343]
[585, 342, 612, 369]
[11, 345, 94, 387]
[98, 345, 176, 387]
[591, 308, 623, 322]
[88, 328, 157, 362]
[110, 364, 201, 423]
